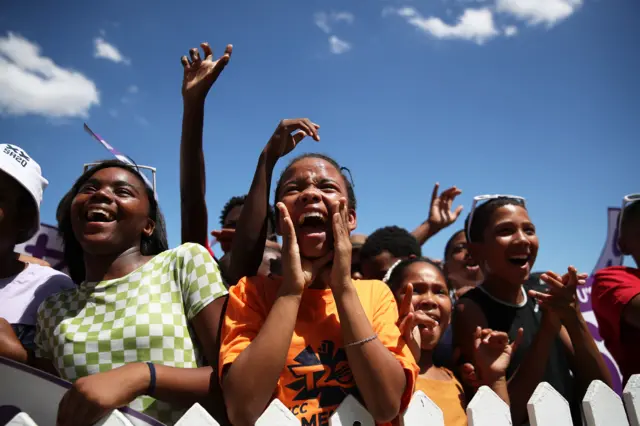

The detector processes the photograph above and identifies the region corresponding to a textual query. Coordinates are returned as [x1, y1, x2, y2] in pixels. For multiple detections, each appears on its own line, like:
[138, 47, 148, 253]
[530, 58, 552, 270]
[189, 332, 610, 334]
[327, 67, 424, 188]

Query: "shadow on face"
[361, 250, 398, 281]
[468, 204, 539, 286]
[393, 261, 452, 351]
[444, 231, 482, 291]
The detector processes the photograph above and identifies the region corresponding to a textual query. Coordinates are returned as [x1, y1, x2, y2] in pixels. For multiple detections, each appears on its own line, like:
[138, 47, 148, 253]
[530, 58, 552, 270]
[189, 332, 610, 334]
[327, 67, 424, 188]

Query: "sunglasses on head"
[83, 162, 158, 196]
[465, 194, 527, 242]
[619, 193, 640, 231]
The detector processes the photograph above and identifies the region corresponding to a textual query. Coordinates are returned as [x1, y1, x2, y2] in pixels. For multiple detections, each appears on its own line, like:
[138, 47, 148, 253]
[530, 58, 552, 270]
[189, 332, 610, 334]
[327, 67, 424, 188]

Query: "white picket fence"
[4, 376, 640, 426]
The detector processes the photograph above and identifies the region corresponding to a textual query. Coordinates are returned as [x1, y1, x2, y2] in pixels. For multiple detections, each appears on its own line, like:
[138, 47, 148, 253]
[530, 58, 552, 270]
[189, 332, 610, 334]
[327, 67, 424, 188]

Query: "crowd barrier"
[1, 357, 639, 426]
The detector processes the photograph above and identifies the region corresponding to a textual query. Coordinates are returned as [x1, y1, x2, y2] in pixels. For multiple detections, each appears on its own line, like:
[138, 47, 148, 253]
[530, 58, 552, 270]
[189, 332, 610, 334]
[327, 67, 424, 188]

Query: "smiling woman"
[33, 160, 229, 426]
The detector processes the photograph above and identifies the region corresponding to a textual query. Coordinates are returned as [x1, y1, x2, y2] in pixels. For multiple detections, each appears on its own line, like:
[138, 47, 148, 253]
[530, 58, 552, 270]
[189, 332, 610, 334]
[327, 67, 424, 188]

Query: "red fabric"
[592, 266, 640, 383]
[204, 240, 217, 262]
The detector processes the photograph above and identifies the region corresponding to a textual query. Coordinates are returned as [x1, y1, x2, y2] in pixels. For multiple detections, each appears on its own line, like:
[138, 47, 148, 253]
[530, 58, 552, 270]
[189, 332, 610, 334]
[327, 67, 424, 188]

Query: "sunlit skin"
[444, 231, 483, 293]
[393, 262, 452, 354]
[277, 157, 356, 262]
[70, 167, 155, 260]
[468, 205, 538, 303]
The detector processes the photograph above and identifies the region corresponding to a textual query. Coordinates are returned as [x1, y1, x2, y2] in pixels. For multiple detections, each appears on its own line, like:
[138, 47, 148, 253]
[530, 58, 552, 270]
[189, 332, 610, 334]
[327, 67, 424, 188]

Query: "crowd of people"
[0, 40, 638, 426]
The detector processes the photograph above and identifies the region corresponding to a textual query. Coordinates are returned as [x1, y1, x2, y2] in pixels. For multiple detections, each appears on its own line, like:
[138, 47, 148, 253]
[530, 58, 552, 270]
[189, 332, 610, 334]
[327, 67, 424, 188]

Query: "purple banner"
[579, 207, 624, 393]
[14, 223, 65, 272]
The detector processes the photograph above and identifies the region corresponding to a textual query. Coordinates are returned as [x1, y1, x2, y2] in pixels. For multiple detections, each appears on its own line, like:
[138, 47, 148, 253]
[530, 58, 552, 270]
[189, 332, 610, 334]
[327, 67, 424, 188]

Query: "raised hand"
[56, 364, 147, 426]
[428, 183, 463, 232]
[473, 327, 522, 384]
[264, 119, 320, 164]
[529, 266, 584, 323]
[328, 198, 352, 291]
[395, 285, 438, 363]
[181, 42, 232, 104]
[276, 202, 331, 297]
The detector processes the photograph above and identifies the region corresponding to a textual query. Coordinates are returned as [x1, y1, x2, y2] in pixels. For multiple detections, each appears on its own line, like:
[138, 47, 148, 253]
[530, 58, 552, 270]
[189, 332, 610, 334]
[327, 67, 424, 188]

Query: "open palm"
[181, 42, 232, 102]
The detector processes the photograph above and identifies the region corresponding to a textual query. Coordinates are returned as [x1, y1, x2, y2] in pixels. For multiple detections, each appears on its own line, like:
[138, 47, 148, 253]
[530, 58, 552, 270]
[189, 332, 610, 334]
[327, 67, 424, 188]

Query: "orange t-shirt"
[219, 276, 418, 425]
[415, 368, 466, 426]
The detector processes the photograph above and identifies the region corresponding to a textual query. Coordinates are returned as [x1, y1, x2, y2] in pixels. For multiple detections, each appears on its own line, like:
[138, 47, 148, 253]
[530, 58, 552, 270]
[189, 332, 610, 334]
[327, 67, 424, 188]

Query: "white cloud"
[0, 32, 99, 118]
[504, 25, 519, 36]
[329, 36, 352, 54]
[333, 12, 355, 25]
[392, 7, 499, 44]
[127, 85, 138, 94]
[93, 37, 130, 65]
[314, 11, 354, 34]
[496, 0, 583, 26]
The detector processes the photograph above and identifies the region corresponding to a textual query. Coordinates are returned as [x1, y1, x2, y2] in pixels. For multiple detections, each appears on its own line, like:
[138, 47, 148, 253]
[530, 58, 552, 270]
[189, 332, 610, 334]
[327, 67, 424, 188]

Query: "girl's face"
[70, 167, 155, 255]
[278, 157, 356, 259]
[444, 232, 482, 290]
[469, 204, 539, 285]
[394, 262, 452, 351]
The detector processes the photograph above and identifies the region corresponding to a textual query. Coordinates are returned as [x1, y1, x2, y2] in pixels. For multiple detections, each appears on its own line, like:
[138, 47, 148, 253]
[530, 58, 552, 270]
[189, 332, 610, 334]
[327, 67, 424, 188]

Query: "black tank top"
[460, 277, 579, 424]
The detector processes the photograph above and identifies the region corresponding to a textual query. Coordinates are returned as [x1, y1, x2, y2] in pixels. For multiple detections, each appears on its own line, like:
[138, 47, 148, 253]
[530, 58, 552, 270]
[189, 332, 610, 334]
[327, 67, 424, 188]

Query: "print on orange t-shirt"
[219, 276, 418, 424]
[415, 368, 466, 426]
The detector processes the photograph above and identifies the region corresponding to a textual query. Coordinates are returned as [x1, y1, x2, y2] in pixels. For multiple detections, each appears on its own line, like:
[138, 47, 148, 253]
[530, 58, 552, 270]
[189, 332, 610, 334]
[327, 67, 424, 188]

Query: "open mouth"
[297, 212, 328, 233]
[508, 255, 530, 267]
[416, 311, 440, 330]
[85, 207, 116, 223]
[464, 261, 480, 272]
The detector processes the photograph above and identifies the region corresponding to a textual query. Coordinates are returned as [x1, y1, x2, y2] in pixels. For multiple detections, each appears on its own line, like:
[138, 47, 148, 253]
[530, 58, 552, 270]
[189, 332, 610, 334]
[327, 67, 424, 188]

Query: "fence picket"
[174, 403, 219, 426]
[527, 382, 573, 426]
[582, 380, 629, 426]
[402, 391, 445, 426]
[467, 386, 511, 426]
[255, 399, 300, 426]
[329, 395, 375, 426]
[624, 374, 640, 426]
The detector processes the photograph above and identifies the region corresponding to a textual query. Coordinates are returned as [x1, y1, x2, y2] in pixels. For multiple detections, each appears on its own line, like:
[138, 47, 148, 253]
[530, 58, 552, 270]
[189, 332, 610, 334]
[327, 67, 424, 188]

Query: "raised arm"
[222, 203, 329, 425]
[531, 269, 612, 395]
[179, 42, 232, 246]
[412, 183, 463, 245]
[329, 199, 409, 422]
[226, 119, 319, 284]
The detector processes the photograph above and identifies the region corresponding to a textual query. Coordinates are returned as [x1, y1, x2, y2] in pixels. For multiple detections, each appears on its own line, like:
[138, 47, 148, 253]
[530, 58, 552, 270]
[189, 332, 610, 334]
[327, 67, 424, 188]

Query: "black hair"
[464, 197, 526, 243]
[219, 194, 277, 241]
[274, 153, 357, 211]
[56, 159, 168, 284]
[386, 257, 445, 293]
[443, 229, 466, 261]
[621, 200, 640, 235]
[360, 226, 421, 263]
[219, 195, 246, 227]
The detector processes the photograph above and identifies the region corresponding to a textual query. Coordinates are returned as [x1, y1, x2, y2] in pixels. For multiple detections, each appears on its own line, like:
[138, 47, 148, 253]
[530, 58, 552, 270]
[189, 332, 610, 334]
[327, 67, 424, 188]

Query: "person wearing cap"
[0, 144, 74, 363]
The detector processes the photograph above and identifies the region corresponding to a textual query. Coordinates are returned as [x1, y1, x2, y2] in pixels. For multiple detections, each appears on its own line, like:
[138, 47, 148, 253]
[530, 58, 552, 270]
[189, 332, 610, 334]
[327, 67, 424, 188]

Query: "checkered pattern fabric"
[35, 243, 227, 425]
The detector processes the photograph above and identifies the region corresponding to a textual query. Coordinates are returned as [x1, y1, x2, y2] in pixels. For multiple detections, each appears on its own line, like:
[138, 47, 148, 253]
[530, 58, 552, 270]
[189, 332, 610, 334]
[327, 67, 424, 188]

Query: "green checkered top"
[35, 243, 228, 425]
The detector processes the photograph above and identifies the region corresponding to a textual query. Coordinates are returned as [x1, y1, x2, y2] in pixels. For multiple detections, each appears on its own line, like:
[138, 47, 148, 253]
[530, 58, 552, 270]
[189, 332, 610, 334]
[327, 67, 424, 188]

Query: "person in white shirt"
[0, 144, 74, 362]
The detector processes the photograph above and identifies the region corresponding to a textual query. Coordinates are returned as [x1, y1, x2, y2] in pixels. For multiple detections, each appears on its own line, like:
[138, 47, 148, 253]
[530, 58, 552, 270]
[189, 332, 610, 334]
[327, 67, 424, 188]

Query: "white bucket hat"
[0, 144, 48, 243]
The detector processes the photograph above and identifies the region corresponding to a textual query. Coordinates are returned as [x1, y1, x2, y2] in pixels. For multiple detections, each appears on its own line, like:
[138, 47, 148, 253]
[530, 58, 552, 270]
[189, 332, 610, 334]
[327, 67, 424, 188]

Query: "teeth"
[87, 208, 114, 222]
[298, 212, 326, 226]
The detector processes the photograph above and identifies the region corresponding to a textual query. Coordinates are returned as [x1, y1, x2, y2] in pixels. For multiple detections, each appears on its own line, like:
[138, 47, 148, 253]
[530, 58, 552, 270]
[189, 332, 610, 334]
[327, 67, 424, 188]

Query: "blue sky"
[1, 0, 638, 274]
